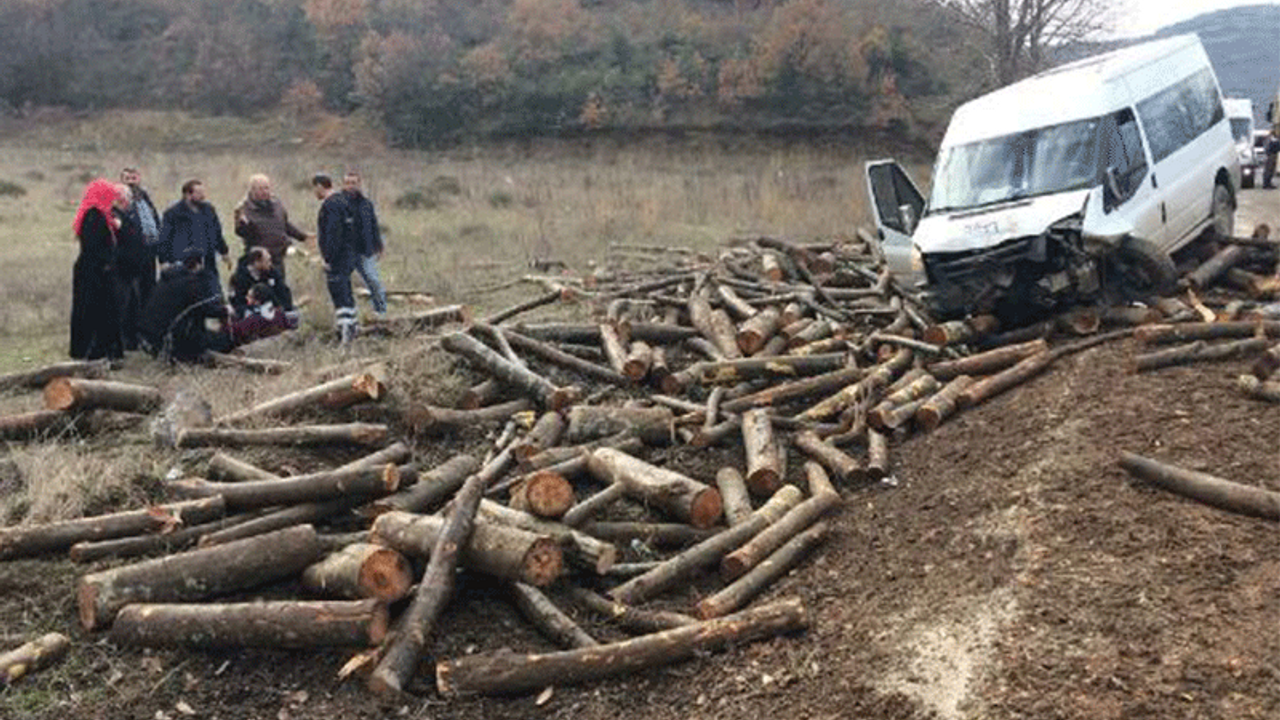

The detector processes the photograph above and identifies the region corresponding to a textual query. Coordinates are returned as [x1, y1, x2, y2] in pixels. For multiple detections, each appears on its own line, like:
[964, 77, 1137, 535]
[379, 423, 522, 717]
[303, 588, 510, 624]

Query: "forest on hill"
[0, 0, 982, 146]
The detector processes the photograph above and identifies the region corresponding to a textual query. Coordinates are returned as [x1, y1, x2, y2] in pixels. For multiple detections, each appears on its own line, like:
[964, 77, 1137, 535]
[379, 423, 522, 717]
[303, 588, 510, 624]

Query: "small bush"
[487, 190, 514, 208]
[23, 170, 45, 182]
[394, 189, 440, 210]
[0, 181, 26, 197]
[428, 175, 463, 196]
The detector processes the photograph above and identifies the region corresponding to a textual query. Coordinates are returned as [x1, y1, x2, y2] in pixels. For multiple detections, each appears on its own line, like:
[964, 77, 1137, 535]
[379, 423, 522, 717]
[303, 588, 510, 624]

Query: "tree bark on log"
[622, 341, 653, 382]
[170, 465, 406, 510]
[1185, 244, 1247, 289]
[866, 430, 889, 482]
[1250, 343, 1280, 380]
[564, 405, 674, 446]
[1119, 452, 1280, 521]
[442, 331, 580, 410]
[502, 330, 630, 387]
[587, 448, 722, 528]
[477, 499, 617, 574]
[370, 510, 563, 587]
[715, 467, 754, 527]
[927, 338, 1047, 380]
[0, 632, 71, 685]
[716, 284, 758, 320]
[365, 304, 470, 333]
[1133, 321, 1280, 345]
[109, 599, 389, 649]
[720, 366, 864, 413]
[176, 423, 389, 449]
[43, 378, 161, 414]
[721, 463, 840, 581]
[700, 523, 827, 619]
[194, 499, 355, 547]
[922, 315, 999, 347]
[484, 291, 563, 326]
[405, 399, 533, 436]
[369, 454, 481, 515]
[566, 586, 694, 633]
[799, 347, 912, 420]
[793, 430, 862, 483]
[915, 375, 975, 431]
[0, 360, 108, 392]
[511, 411, 567, 461]
[216, 368, 387, 425]
[956, 351, 1054, 410]
[204, 351, 292, 375]
[69, 511, 263, 563]
[509, 471, 576, 519]
[741, 409, 782, 496]
[367, 449, 511, 697]
[459, 379, 503, 410]
[436, 598, 808, 697]
[608, 486, 803, 605]
[1130, 337, 1269, 373]
[518, 433, 642, 472]
[301, 542, 414, 602]
[510, 582, 598, 649]
[0, 409, 73, 441]
[561, 482, 626, 527]
[0, 497, 226, 560]
[207, 453, 280, 482]
[599, 323, 629, 375]
[737, 308, 781, 355]
[1238, 374, 1280, 402]
[579, 522, 717, 548]
[867, 374, 941, 430]
[1102, 305, 1164, 327]
[692, 353, 849, 386]
[77, 524, 321, 631]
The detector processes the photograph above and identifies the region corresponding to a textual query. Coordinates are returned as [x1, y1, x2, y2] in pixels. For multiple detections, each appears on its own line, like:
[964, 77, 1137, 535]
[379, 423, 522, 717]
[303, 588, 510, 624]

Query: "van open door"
[864, 160, 926, 283]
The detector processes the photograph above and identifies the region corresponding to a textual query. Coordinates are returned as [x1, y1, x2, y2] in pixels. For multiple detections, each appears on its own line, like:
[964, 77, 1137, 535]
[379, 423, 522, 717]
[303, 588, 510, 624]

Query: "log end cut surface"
[689, 488, 724, 529]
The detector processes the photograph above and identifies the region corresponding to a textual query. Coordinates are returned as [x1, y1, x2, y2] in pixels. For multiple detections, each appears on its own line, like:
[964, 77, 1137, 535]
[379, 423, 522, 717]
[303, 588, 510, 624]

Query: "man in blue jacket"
[313, 173, 358, 344]
[342, 170, 387, 316]
[158, 179, 230, 298]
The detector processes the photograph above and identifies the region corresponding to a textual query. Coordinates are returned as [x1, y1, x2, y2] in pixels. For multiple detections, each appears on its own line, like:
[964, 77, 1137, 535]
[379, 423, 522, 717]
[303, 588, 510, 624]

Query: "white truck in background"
[867, 34, 1239, 322]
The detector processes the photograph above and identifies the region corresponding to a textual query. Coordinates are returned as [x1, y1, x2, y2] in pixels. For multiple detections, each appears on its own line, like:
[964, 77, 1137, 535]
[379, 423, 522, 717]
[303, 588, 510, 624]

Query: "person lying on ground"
[228, 282, 299, 347]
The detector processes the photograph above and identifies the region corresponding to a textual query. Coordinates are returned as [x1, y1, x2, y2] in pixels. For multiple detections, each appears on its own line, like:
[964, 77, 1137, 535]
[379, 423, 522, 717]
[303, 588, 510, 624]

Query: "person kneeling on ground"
[139, 249, 233, 362]
[229, 247, 293, 319]
[229, 282, 299, 346]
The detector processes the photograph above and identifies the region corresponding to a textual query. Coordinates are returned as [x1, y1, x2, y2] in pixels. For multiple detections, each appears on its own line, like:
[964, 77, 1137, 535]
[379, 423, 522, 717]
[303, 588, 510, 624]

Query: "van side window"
[1104, 108, 1148, 198]
[1137, 68, 1225, 163]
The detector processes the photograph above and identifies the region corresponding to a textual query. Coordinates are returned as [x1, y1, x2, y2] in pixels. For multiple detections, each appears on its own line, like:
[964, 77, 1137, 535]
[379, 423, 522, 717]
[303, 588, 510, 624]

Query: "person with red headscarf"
[70, 179, 126, 360]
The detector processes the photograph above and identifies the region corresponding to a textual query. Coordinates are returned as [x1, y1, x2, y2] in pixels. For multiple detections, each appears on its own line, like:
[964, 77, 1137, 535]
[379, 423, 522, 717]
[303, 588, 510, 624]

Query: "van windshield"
[929, 116, 1102, 214]
[1230, 118, 1252, 143]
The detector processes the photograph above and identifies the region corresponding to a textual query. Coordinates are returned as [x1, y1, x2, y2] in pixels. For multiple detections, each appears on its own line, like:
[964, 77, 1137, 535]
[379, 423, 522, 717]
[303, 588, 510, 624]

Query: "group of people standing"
[69, 168, 387, 363]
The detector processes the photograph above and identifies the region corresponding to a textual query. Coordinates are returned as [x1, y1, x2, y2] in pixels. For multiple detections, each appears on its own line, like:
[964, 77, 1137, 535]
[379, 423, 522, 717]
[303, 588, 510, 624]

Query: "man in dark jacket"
[139, 249, 232, 362]
[342, 171, 387, 315]
[233, 173, 310, 278]
[229, 247, 293, 319]
[313, 173, 358, 344]
[119, 168, 162, 335]
[158, 179, 230, 299]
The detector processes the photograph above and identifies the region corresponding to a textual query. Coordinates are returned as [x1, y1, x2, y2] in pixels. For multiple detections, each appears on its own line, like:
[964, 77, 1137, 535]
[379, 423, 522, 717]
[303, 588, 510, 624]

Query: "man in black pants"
[118, 167, 162, 350]
[312, 174, 357, 344]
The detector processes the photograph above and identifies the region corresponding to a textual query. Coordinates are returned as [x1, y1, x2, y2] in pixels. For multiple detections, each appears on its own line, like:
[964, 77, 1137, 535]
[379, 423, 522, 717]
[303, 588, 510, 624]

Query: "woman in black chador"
[69, 179, 126, 360]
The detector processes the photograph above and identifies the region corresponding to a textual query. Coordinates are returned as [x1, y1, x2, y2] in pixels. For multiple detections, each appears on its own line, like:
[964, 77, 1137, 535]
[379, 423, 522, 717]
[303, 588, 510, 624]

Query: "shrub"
[0, 181, 26, 197]
[393, 189, 440, 210]
[428, 175, 463, 196]
[487, 190, 514, 208]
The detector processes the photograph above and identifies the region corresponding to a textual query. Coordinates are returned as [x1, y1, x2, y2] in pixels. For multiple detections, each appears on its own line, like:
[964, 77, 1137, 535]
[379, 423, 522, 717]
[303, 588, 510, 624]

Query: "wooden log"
[510, 582, 598, 649]
[502, 329, 629, 387]
[207, 453, 279, 482]
[1185, 244, 1247, 289]
[484, 290, 562, 325]
[477, 499, 617, 574]
[43, 378, 161, 414]
[204, 351, 292, 375]
[915, 375, 975, 431]
[587, 448, 722, 528]
[866, 430, 889, 482]
[371, 510, 563, 586]
[0, 497, 227, 560]
[0, 632, 71, 685]
[793, 430, 862, 483]
[579, 522, 717, 548]
[716, 284, 758, 320]
[196, 500, 354, 547]
[442, 331, 580, 411]
[0, 360, 108, 393]
[956, 351, 1054, 410]
[693, 353, 848, 386]
[365, 304, 469, 333]
[700, 523, 827, 619]
[622, 341, 654, 382]
[68, 511, 264, 562]
[169, 465, 406, 510]
[599, 323, 629, 375]
[721, 462, 840, 581]
[1130, 337, 1270, 373]
[561, 482, 626, 527]
[720, 365, 863, 413]
[799, 347, 912, 421]
[175, 423, 388, 449]
[922, 315, 999, 347]
[1119, 452, 1280, 521]
[406, 399, 533, 436]
[519, 433, 642, 473]
[369, 454, 480, 514]
[649, 346, 673, 391]
[509, 470, 576, 519]
[626, 322, 700, 345]
[608, 485, 803, 605]
[301, 542, 414, 602]
[787, 319, 836, 349]
[564, 405, 674, 446]
[368, 449, 509, 697]
[867, 373, 941, 430]
[1237, 374, 1280, 402]
[715, 467, 754, 527]
[741, 409, 782, 496]
[1153, 296, 1197, 322]
[216, 368, 386, 425]
[1133, 321, 1280, 345]
[459, 379, 503, 410]
[1057, 307, 1101, 335]
[566, 586, 694, 633]
[77, 524, 321, 631]
[1102, 305, 1164, 327]
[339, 442, 413, 471]
[926, 338, 1047, 380]
[736, 308, 781, 355]
[0, 409, 73, 441]
[110, 599, 389, 649]
[510, 411, 567, 461]
[436, 598, 808, 697]
[316, 531, 368, 553]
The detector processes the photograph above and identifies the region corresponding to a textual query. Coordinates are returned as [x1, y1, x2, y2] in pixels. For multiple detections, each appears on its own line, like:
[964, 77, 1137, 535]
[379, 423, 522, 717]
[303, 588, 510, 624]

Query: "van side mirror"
[898, 203, 918, 235]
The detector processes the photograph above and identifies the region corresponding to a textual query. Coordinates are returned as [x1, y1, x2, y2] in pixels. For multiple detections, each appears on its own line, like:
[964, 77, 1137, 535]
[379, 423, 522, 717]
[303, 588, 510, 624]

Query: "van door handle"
[1151, 173, 1158, 188]
[1161, 203, 1167, 223]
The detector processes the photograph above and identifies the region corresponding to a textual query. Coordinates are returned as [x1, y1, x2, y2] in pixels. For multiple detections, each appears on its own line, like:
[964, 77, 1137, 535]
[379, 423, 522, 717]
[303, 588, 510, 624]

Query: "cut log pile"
[1, 225, 1278, 694]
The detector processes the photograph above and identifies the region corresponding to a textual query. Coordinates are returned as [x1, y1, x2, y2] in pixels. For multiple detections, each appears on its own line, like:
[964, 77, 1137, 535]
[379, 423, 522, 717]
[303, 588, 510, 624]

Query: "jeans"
[355, 254, 387, 314]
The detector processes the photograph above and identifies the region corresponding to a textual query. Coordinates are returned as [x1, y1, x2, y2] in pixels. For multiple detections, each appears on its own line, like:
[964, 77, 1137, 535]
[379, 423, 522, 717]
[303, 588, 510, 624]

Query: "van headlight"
[911, 244, 925, 272]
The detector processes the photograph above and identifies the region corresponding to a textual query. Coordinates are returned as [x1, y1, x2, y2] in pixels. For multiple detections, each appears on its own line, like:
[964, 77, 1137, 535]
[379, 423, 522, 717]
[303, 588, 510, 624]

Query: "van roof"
[943, 34, 1211, 146]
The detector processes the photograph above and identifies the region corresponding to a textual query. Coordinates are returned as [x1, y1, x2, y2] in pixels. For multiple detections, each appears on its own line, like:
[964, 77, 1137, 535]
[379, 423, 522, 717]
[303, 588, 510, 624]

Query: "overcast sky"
[1109, 0, 1280, 37]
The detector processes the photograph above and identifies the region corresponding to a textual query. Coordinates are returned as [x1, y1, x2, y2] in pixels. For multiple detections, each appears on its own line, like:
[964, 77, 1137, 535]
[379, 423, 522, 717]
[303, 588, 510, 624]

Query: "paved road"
[1234, 186, 1278, 235]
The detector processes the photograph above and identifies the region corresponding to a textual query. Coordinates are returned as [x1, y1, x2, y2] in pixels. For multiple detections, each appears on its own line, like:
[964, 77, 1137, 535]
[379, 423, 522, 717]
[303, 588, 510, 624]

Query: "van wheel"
[1107, 236, 1177, 300]
[1209, 182, 1235, 241]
